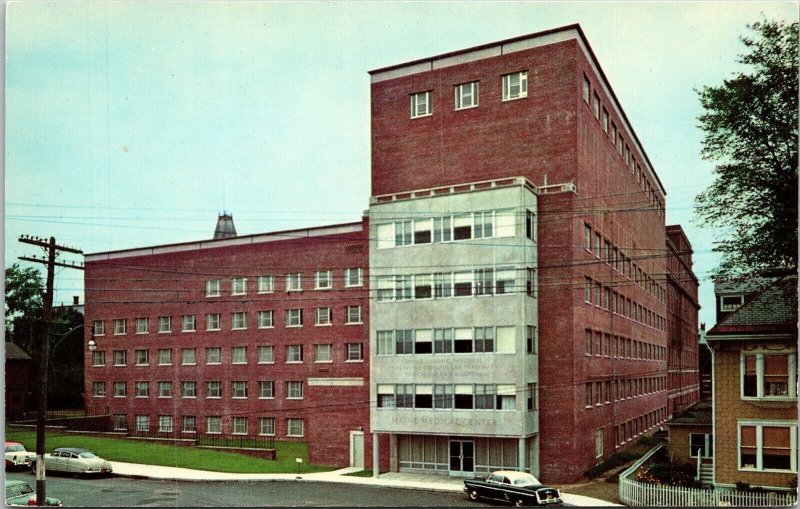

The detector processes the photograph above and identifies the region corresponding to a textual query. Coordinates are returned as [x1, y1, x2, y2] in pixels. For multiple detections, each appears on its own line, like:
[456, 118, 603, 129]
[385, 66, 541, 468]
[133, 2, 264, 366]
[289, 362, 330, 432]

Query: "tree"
[5, 263, 44, 352]
[695, 19, 798, 278]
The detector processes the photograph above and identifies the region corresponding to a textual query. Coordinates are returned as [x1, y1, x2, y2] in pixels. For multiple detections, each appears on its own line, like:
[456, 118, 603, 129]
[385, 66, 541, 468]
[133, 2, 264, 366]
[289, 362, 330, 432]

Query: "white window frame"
[346, 343, 363, 362]
[315, 307, 332, 326]
[737, 420, 798, 473]
[113, 319, 126, 335]
[181, 315, 196, 332]
[113, 382, 126, 398]
[257, 345, 274, 364]
[135, 381, 149, 398]
[286, 273, 302, 292]
[257, 275, 274, 294]
[135, 415, 149, 432]
[286, 381, 304, 400]
[314, 344, 333, 363]
[315, 270, 333, 290]
[135, 317, 149, 334]
[231, 381, 248, 399]
[410, 91, 432, 118]
[206, 381, 221, 399]
[286, 308, 303, 327]
[206, 416, 221, 434]
[231, 312, 247, 330]
[345, 305, 362, 324]
[502, 71, 528, 101]
[721, 294, 745, 312]
[286, 418, 304, 437]
[113, 350, 127, 366]
[259, 417, 275, 436]
[206, 279, 221, 297]
[92, 320, 105, 336]
[231, 277, 247, 295]
[182, 416, 197, 433]
[157, 316, 172, 333]
[92, 381, 106, 397]
[134, 349, 149, 366]
[455, 81, 479, 110]
[344, 268, 363, 287]
[258, 310, 274, 329]
[740, 351, 797, 400]
[181, 348, 196, 365]
[205, 347, 221, 365]
[259, 381, 275, 399]
[232, 416, 248, 435]
[91, 350, 105, 366]
[206, 313, 221, 331]
[158, 381, 173, 398]
[231, 346, 247, 365]
[182, 381, 197, 399]
[286, 344, 303, 363]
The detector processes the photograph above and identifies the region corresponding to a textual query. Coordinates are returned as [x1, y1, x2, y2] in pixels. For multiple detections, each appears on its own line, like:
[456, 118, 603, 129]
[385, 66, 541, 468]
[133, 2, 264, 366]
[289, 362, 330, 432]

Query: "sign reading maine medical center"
[373, 408, 523, 435]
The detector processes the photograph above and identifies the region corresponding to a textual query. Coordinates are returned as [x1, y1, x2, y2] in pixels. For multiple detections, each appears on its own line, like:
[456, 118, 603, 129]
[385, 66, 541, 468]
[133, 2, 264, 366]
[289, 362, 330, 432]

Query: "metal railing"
[197, 434, 275, 450]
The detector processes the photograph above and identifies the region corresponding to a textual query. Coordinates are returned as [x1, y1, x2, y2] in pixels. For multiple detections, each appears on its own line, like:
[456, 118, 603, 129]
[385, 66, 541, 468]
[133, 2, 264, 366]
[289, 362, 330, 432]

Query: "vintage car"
[464, 470, 563, 506]
[30, 447, 113, 476]
[5, 480, 62, 506]
[5, 442, 36, 469]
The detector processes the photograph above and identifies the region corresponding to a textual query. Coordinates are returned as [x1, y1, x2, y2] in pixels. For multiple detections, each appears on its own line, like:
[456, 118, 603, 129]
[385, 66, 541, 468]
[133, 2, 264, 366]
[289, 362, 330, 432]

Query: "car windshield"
[5, 445, 24, 452]
[18, 484, 34, 495]
[512, 476, 538, 487]
[78, 452, 97, 458]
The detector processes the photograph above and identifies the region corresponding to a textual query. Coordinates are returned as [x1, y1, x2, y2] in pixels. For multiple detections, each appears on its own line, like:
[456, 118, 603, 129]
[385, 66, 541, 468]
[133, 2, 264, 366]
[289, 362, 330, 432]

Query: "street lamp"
[87, 338, 96, 351]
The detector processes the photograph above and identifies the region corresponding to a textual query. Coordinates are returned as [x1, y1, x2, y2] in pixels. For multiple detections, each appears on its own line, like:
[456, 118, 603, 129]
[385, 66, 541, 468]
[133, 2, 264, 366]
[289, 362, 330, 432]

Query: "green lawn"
[5, 428, 334, 474]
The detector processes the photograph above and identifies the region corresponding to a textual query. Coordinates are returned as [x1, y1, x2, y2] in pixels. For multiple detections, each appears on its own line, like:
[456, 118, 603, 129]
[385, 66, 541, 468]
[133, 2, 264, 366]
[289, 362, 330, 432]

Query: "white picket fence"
[618, 444, 797, 507]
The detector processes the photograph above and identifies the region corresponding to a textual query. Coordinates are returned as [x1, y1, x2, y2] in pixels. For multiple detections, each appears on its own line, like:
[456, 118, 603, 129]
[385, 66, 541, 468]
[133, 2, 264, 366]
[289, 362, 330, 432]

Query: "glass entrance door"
[448, 439, 475, 476]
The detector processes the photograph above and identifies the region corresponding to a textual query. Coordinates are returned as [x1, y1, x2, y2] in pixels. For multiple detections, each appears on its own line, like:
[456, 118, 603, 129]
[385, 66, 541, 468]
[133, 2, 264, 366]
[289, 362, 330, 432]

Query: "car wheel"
[514, 498, 525, 507]
[30, 462, 37, 474]
[468, 489, 480, 501]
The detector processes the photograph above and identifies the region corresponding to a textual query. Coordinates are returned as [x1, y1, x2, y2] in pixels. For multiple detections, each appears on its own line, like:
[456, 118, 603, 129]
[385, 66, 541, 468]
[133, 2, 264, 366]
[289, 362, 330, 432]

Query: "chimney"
[213, 212, 237, 239]
[700, 322, 705, 331]
[73, 296, 80, 306]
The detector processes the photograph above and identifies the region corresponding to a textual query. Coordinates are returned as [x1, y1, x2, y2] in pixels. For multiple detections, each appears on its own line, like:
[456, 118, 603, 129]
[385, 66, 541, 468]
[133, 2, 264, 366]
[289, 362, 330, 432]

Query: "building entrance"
[448, 439, 475, 477]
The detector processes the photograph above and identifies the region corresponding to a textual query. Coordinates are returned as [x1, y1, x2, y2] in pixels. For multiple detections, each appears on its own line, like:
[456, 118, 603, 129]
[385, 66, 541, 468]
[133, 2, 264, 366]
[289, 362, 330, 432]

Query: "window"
[395, 220, 412, 246]
[232, 417, 247, 435]
[315, 307, 332, 326]
[396, 275, 412, 301]
[495, 267, 515, 295]
[314, 344, 333, 363]
[455, 81, 479, 110]
[595, 429, 604, 459]
[113, 414, 127, 431]
[259, 417, 275, 436]
[344, 268, 363, 287]
[286, 345, 303, 363]
[585, 383, 592, 408]
[315, 270, 332, 290]
[496, 385, 516, 410]
[135, 381, 149, 398]
[453, 271, 473, 297]
[502, 71, 528, 101]
[206, 313, 220, 331]
[453, 214, 472, 240]
[410, 91, 431, 118]
[414, 218, 432, 244]
[158, 348, 172, 366]
[206, 279, 221, 297]
[526, 326, 537, 354]
[434, 272, 453, 298]
[206, 416, 221, 434]
[113, 319, 126, 335]
[231, 346, 247, 364]
[286, 309, 303, 327]
[135, 317, 148, 334]
[91, 350, 105, 366]
[740, 424, 796, 471]
[258, 345, 274, 364]
[689, 433, 713, 458]
[522, 210, 533, 240]
[414, 274, 432, 299]
[135, 415, 149, 432]
[206, 381, 221, 399]
[474, 327, 494, 353]
[158, 382, 172, 398]
[742, 353, 796, 398]
[395, 329, 414, 355]
[454, 385, 474, 409]
[206, 347, 221, 364]
[434, 328, 453, 354]
[434, 384, 453, 409]
[527, 268, 537, 297]
[454, 328, 473, 353]
[286, 273, 302, 292]
[113, 350, 127, 366]
[475, 268, 494, 296]
[415, 385, 433, 408]
[434, 217, 452, 243]
[181, 315, 196, 332]
[92, 382, 105, 397]
[527, 383, 538, 411]
[182, 416, 196, 433]
[259, 381, 275, 399]
[414, 330, 432, 354]
[286, 418, 304, 437]
[396, 384, 414, 408]
[346, 343, 363, 361]
[231, 381, 248, 399]
[592, 92, 600, 119]
[231, 277, 246, 295]
[376, 223, 395, 249]
[602, 108, 609, 133]
[181, 348, 196, 365]
[113, 382, 126, 397]
[158, 316, 172, 333]
[721, 295, 744, 312]
[257, 275, 274, 293]
[377, 275, 395, 301]
[287, 381, 303, 399]
[377, 385, 396, 408]
[496, 326, 515, 353]
[231, 312, 247, 330]
[377, 331, 395, 355]
[582, 75, 590, 103]
[135, 349, 149, 366]
[92, 320, 105, 336]
[257, 310, 274, 329]
[182, 381, 196, 398]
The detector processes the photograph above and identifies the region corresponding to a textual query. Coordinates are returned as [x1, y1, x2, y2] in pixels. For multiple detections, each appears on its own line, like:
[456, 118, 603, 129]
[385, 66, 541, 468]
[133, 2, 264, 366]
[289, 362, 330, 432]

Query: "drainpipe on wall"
[704, 340, 715, 487]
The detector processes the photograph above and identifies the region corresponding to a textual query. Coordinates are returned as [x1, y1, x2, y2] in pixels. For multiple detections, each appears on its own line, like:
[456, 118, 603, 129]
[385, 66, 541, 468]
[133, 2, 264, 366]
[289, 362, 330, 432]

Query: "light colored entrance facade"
[369, 178, 541, 478]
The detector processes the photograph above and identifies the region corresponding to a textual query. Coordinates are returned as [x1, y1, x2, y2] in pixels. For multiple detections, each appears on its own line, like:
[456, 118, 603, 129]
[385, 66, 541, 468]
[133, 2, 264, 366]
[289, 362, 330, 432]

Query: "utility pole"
[19, 236, 83, 506]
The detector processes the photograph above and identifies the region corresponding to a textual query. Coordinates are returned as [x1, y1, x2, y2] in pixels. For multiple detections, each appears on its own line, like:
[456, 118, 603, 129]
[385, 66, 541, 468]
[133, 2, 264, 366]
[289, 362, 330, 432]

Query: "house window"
[232, 417, 247, 435]
[721, 295, 744, 311]
[742, 353, 796, 398]
[206, 381, 221, 399]
[231, 381, 248, 399]
[527, 268, 537, 297]
[182, 416, 196, 433]
[205, 347, 221, 365]
[257, 275, 274, 293]
[182, 381, 196, 398]
[206, 416, 221, 434]
[92, 320, 105, 336]
[286, 418, 304, 437]
[689, 433, 713, 458]
[315, 270, 332, 290]
[92, 382, 105, 397]
[286, 273, 302, 292]
[158, 348, 172, 366]
[259, 381, 275, 399]
[231, 277, 246, 295]
[135, 381, 149, 398]
[181, 348, 196, 365]
[315, 307, 332, 326]
[582, 75, 590, 103]
[286, 309, 303, 327]
[135, 349, 149, 366]
[113, 414, 127, 431]
[286, 381, 303, 399]
[259, 417, 275, 436]
[345, 305, 362, 324]
[346, 343, 363, 361]
[344, 268, 363, 287]
[135, 317, 149, 334]
[113, 350, 127, 366]
[206, 313, 220, 331]
[231, 312, 247, 330]
[502, 71, 527, 101]
[286, 345, 303, 363]
[135, 415, 149, 432]
[206, 279, 221, 297]
[92, 350, 105, 366]
[455, 81, 479, 110]
[258, 346, 274, 364]
[181, 315, 196, 332]
[410, 91, 432, 118]
[258, 310, 274, 328]
[740, 424, 796, 471]
[314, 344, 333, 363]
[113, 382, 126, 397]
[158, 382, 172, 398]
[158, 316, 172, 333]
[113, 319, 126, 335]
[231, 346, 247, 364]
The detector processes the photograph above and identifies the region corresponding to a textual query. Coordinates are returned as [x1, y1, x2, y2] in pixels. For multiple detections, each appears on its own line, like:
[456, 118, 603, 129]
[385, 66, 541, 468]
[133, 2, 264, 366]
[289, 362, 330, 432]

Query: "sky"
[5, 0, 798, 328]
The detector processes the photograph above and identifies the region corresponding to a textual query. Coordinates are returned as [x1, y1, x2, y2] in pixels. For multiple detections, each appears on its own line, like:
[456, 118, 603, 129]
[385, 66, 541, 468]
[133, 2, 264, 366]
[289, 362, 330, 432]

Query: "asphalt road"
[6, 470, 499, 507]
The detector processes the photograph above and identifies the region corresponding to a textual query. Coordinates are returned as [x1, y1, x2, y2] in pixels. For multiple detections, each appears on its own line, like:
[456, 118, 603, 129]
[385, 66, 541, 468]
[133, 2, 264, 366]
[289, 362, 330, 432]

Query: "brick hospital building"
[83, 24, 698, 482]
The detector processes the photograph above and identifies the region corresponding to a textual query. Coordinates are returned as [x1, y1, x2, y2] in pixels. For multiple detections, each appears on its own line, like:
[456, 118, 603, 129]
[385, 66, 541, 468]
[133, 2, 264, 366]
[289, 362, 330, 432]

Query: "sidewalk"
[109, 461, 621, 506]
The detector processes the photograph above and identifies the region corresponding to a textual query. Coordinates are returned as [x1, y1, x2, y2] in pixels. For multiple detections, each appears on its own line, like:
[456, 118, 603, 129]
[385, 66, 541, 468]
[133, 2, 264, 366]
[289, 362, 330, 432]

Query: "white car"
[31, 447, 113, 476]
[5, 442, 36, 469]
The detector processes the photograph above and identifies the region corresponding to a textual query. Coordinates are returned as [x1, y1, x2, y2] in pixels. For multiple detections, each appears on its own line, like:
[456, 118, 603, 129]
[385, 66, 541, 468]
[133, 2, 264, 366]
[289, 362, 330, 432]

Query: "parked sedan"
[31, 448, 113, 476]
[5, 442, 36, 470]
[5, 480, 62, 506]
[464, 470, 563, 506]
